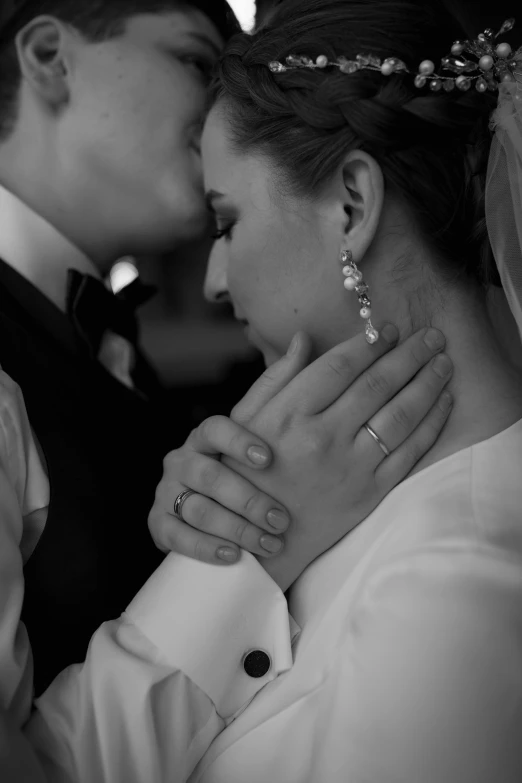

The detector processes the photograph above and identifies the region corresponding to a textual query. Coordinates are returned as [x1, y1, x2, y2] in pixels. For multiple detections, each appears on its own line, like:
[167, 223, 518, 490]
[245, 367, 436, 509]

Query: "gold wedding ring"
[363, 423, 391, 457]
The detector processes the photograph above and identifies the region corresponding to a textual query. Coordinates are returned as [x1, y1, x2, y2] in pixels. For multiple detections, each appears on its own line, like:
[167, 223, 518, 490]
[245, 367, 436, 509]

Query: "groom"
[0, 0, 240, 696]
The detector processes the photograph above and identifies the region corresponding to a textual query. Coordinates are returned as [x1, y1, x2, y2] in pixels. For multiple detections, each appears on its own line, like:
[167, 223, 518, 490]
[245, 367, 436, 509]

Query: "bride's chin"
[246, 328, 282, 367]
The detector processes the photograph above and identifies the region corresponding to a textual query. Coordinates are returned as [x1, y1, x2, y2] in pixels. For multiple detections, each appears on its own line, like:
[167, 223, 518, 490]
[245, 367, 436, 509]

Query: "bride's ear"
[341, 150, 384, 259]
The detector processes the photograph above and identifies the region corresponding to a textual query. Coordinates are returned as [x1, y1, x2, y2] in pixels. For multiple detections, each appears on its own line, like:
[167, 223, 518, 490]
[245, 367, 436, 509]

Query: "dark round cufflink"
[242, 649, 272, 678]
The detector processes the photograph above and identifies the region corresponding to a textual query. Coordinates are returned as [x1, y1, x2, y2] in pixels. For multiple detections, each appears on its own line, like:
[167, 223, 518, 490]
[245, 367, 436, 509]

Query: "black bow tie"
[66, 269, 156, 357]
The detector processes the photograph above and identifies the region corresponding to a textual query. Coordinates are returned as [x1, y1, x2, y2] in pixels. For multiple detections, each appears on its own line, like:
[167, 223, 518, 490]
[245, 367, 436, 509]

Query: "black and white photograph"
[0, 1, 521, 781]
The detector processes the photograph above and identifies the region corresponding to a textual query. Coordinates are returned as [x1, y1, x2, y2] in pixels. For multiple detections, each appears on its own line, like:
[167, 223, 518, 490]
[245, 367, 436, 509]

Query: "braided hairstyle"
[210, 0, 500, 287]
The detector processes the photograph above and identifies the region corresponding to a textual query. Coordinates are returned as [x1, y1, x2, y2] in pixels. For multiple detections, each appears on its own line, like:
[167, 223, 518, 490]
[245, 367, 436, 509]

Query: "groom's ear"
[15, 16, 73, 108]
[341, 150, 384, 259]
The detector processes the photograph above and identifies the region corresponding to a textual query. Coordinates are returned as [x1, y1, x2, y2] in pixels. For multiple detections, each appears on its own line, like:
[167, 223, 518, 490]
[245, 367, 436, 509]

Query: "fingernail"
[247, 445, 270, 465]
[439, 390, 453, 412]
[267, 509, 289, 531]
[381, 324, 399, 345]
[217, 547, 239, 562]
[424, 328, 445, 351]
[287, 334, 299, 355]
[432, 354, 453, 378]
[260, 535, 283, 554]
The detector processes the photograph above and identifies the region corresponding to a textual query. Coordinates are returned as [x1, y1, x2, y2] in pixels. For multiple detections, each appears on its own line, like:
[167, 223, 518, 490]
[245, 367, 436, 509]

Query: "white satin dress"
[191, 418, 522, 783]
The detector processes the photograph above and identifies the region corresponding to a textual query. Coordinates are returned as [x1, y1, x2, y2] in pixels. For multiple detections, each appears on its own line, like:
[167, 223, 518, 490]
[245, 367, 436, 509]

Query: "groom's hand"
[148, 415, 291, 563]
[149, 325, 452, 572]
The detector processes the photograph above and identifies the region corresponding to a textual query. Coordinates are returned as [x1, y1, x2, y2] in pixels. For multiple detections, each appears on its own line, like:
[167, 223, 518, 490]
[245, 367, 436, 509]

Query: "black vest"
[0, 260, 170, 696]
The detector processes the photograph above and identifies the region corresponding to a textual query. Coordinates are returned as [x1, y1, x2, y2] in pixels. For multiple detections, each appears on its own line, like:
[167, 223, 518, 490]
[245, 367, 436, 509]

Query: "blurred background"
[124, 0, 516, 442]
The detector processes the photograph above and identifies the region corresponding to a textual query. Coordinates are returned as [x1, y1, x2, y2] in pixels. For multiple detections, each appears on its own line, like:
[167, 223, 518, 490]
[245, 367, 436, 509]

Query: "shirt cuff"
[125, 551, 298, 719]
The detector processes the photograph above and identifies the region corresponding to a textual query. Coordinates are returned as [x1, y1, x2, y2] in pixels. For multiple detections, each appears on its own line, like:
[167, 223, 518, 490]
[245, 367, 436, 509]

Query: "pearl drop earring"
[341, 250, 379, 344]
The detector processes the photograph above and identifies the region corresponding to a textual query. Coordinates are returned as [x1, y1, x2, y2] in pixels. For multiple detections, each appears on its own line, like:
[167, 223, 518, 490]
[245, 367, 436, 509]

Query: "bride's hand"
[149, 325, 452, 580]
[224, 326, 453, 592]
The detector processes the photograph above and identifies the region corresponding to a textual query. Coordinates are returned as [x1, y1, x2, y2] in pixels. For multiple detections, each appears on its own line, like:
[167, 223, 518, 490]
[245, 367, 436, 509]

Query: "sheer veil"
[486, 75, 522, 342]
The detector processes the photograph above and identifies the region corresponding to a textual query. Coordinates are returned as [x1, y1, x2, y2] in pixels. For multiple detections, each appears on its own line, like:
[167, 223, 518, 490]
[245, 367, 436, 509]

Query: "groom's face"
[55, 9, 223, 254]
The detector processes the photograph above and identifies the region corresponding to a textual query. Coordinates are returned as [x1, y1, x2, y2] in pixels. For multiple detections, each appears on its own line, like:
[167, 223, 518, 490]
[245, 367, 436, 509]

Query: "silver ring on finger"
[363, 422, 391, 458]
[173, 489, 197, 522]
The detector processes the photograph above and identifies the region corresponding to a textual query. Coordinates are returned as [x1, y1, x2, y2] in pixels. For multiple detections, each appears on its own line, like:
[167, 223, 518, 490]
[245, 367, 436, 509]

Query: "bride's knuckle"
[325, 352, 353, 379]
[243, 491, 262, 517]
[365, 369, 390, 397]
[234, 519, 249, 546]
[199, 460, 221, 491]
[391, 405, 411, 432]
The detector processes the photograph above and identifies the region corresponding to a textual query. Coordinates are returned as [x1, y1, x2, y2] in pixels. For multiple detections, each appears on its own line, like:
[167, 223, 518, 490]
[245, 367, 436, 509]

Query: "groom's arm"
[0, 372, 296, 783]
[24, 553, 296, 783]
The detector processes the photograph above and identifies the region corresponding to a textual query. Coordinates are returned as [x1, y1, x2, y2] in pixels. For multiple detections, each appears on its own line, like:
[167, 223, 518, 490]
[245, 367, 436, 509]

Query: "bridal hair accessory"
[173, 489, 197, 522]
[341, 250, 379, 344]
[272, 17, 522, 344]
[268, 18, 521, 94]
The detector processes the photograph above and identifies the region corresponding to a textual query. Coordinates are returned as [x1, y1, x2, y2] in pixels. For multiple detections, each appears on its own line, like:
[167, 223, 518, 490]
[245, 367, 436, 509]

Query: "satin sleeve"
[0, 371, 297, 783]
[318, 544, 522, 782]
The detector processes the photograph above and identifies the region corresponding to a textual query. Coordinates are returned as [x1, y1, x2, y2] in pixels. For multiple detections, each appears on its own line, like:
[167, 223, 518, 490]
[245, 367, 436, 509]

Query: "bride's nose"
[204, 243, 229, 303]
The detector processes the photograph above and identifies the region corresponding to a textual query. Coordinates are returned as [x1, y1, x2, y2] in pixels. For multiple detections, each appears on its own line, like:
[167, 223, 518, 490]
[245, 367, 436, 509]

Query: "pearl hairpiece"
[268, 17, 522, 93]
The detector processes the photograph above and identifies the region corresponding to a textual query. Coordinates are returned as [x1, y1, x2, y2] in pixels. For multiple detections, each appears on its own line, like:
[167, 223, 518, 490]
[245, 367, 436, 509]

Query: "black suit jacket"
[0, 258, 173, 695]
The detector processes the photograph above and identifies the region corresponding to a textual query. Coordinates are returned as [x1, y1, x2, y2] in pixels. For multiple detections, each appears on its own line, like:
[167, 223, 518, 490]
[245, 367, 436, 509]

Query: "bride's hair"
[210, 0, 500, 288]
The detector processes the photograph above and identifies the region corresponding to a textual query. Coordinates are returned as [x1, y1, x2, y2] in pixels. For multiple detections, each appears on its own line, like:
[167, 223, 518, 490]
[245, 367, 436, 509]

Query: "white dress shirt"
[0, 185, 132, 548]
[0, 186, 298, 781]
[188, 418, 522, 783]
[0, 184, 135, 389]
[0, 371, 297, 782]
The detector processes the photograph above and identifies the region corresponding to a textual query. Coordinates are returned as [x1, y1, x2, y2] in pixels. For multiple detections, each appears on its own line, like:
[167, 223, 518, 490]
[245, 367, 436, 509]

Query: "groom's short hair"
[0, 0, 237, 140]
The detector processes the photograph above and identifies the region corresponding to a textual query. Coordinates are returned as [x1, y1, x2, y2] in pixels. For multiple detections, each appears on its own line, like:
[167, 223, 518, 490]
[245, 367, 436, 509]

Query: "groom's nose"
[204, 243, 229, 303]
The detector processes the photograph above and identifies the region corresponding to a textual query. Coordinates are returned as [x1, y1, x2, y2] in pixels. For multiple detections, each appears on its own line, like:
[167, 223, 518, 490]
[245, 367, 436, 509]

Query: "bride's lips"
[233, 313, 258, 346]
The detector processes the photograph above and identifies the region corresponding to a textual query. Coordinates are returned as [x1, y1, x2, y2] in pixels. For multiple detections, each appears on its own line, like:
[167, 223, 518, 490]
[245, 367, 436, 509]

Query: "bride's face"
[201, 108, 360, 366]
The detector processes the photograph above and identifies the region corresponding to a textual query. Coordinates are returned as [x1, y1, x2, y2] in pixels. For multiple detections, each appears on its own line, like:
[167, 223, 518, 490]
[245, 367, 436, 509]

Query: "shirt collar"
[0, 184, 100, 312]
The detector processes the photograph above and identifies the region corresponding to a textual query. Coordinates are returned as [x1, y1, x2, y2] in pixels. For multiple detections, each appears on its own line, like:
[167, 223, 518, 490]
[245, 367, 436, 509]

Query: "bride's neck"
[403, 286, 522, 478]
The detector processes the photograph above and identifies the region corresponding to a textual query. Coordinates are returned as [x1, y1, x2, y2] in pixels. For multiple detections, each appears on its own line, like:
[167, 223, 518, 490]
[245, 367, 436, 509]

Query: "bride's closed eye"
[211, 223, 235, 241]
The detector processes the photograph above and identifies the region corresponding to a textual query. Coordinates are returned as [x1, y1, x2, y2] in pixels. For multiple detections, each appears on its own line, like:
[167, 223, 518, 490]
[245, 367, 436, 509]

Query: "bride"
[184, 0, 522, 780]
